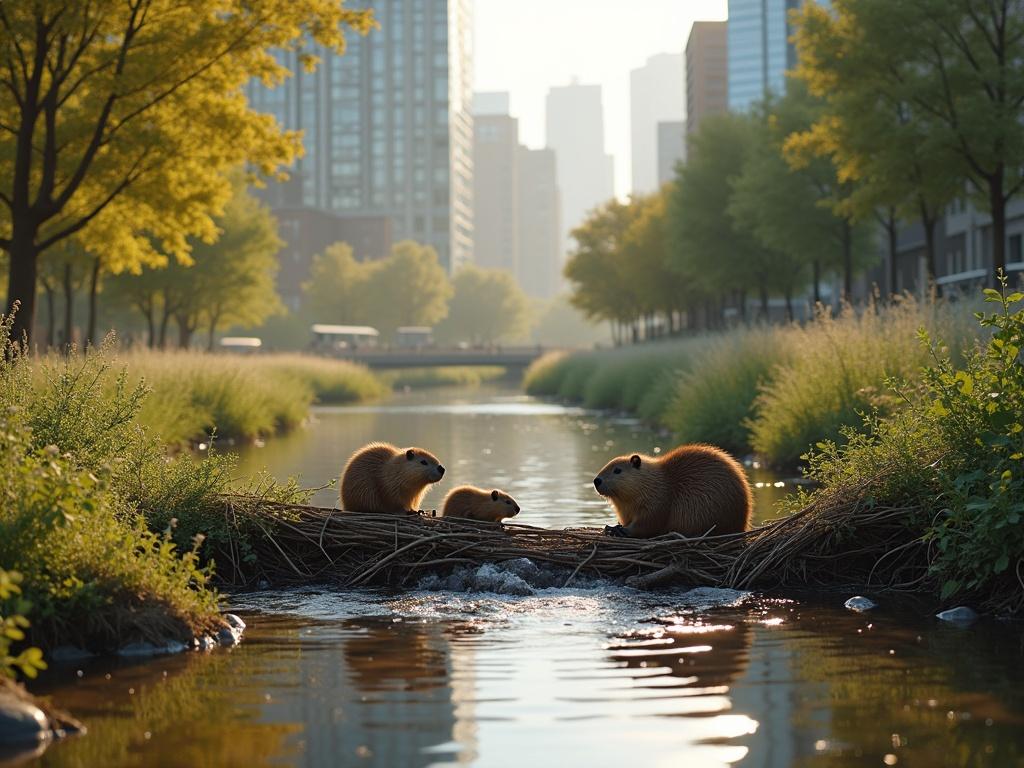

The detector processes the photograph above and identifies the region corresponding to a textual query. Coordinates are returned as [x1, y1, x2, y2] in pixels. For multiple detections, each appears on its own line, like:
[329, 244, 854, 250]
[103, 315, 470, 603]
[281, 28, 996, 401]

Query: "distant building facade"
[657, 120, 687, 186]
[517, 146, 562, 299]
[630, 53, 685, 194]
[473, 112, 520, 275]
[273, 208, 393, 312]
[545, 82, 614, 255]
[686, 21, 729, 138]
[246, 0, 473, 273]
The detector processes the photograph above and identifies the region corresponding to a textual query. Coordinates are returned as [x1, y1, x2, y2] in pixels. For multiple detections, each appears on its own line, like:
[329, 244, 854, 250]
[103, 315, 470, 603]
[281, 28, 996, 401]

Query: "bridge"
[332, 346, 551, 370]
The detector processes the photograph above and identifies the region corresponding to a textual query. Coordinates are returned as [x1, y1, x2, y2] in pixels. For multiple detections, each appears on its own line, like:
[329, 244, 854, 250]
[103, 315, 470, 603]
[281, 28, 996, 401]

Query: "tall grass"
[30, 350, 387, 447]
[524, 297, 979, 467]
[379, 365, 507, 389]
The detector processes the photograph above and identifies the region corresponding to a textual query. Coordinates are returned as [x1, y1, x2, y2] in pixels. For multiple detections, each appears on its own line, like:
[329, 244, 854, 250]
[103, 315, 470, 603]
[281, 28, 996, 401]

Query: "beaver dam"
[214, 483, 1020, 610]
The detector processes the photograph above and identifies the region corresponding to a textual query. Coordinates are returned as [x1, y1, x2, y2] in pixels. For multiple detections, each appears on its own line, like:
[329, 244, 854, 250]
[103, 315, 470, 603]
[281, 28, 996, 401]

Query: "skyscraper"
[517, 146, 561, 299]
[473, 111, 520, 276]
[727, 0, 810, 112]
[545, 82, 614, 254]
[657, 121, 687, 186]
[246, 0, 473, 272]
[686, 21, 729, 138]
[630, 53, 685, 195]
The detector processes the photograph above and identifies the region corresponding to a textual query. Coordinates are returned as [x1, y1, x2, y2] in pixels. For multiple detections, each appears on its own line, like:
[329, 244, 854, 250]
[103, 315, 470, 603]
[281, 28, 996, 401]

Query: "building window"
[1010, 233, 1023, 264]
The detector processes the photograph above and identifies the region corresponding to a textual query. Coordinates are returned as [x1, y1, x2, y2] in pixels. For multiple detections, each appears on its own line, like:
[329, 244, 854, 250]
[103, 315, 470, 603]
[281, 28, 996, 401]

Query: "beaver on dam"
[441, 486, 521, 522]
[593, 444, 752, 538]
[340, 442, 445, 513]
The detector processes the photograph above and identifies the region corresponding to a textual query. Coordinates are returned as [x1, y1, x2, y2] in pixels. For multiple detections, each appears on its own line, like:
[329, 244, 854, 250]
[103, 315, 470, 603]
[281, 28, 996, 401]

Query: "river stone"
[936, 606, 978, 623]
[0, 692, 50, 747]
[195, 635, 218, 651]
[223, 613, 246, 631]
[844, 596, 877, 612]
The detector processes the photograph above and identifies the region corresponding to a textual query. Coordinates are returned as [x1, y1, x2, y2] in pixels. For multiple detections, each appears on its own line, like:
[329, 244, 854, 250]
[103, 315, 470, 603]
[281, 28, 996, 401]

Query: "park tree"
[303, 242, 375, 326]
[435, 266, 529, 345]
[564, 198, 641, 343]
[790, 0, 1024, 283]
[364, 241, 453, 340]
[668, 112, 772, 323]
[0, 1, 375, 344]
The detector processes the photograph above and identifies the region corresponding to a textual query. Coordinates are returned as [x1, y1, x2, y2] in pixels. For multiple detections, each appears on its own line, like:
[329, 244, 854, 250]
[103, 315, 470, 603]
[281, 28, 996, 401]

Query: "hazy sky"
[473, 0, 728, 199]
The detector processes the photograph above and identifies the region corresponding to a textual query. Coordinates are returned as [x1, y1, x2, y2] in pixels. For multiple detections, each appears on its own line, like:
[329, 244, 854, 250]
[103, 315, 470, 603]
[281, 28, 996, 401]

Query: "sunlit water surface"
[23, 387, 1024, 768]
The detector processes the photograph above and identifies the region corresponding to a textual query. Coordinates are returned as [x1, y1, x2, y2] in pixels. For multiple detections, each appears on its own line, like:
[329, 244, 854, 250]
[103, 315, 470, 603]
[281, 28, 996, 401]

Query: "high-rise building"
[686, 21, 729, 138]
[517, 146, 562, 299]
[246, 0, 473, 272]
[728, 0, 820, 112]
[545, 82, 615, 254]
[630, 53, 685, 194]
[657, 121, 687, 186]
[473, 111, 520, 275]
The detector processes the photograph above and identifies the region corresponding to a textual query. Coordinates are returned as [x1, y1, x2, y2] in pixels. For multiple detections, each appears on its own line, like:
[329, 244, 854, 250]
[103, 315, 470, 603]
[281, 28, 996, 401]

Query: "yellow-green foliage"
[379, 366, 507, 389]
[749, 298, 977, 466]
[30, 350, 386, 447]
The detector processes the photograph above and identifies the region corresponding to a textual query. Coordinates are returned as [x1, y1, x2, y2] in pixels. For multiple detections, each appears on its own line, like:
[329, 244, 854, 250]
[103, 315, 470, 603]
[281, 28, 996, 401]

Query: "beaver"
[593, 444, 752, 538]
[340, 442, 445, 513]
[441, 486, 521, 522]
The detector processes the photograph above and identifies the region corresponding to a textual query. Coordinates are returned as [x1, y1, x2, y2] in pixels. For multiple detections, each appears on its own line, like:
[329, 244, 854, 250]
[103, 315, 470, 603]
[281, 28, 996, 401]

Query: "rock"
[49, 646, 95, 663]
[223, 613, 246, 631]
[936, 606, 978, 623]
[195, 635, 218, 651]
[117, 640, 186, 658]
[844, 596, 877, 612]
[0, 692, 50, 748]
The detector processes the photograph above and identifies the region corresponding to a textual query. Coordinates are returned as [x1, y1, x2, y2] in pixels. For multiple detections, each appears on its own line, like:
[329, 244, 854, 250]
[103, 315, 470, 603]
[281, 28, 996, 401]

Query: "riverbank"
[525, 297, 977, 467]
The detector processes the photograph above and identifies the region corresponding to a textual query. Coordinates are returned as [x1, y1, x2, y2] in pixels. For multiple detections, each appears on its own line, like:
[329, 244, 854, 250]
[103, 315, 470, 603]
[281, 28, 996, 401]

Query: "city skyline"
[474, 0, 727, 199]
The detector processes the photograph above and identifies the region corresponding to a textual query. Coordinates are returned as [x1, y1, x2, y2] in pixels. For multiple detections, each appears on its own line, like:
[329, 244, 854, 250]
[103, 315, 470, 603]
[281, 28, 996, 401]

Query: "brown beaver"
[441, 486, 521, 522]
[593, 444, 752, 538]
[340, 442, 445, 513]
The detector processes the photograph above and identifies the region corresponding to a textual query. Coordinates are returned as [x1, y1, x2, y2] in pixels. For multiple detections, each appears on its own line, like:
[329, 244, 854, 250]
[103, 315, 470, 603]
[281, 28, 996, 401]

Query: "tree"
[174, 186, 284, 349]
[790, 0, 1024, 284]
[667, 113, 773, 323]
[363, 241, 452, 340]
[303, 242, 375, 326]
[435, 266, 529, 345]
[0, 1, 375, 344]
[790, 0, 963, 288]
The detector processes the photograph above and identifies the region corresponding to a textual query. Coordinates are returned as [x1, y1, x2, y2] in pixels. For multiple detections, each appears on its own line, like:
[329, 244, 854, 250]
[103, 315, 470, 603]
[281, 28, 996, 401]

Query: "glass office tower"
[247, 0, 473, 272]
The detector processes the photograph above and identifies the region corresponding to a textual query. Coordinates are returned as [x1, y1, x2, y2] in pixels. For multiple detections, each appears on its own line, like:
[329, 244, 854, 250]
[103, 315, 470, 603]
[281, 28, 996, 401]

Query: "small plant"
[0, 570, 47, 680]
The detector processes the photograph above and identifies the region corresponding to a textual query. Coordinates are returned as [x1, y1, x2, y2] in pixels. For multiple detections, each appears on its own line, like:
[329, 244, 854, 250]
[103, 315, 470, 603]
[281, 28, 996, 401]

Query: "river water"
[23, 386, 1024, 767]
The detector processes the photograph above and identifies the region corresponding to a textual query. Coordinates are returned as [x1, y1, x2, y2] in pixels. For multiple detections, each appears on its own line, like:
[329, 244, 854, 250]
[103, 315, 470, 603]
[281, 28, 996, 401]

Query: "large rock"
[0, 692, 50, 748]
[844, 596, 877, 612]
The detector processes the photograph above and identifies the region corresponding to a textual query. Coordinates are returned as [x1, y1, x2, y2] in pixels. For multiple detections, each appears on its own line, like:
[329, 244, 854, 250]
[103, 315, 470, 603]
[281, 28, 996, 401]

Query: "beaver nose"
[437, 465, 445, 477]
[514, 505, 520, 513]
[593, 477, 602, 488]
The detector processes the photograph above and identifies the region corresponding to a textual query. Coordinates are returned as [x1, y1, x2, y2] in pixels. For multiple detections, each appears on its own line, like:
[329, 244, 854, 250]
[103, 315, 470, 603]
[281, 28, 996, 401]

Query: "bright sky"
[473, 0, 728, 199]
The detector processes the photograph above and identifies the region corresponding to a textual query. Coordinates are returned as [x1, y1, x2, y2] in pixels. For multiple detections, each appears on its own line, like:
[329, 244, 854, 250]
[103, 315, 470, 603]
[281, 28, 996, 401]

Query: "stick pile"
[214, 483, 933, 594]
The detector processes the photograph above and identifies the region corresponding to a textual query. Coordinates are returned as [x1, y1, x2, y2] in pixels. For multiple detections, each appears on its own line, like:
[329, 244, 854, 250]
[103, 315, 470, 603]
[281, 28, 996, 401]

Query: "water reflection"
[28, 588, 1024, 768]
[236, 386, 792, 525]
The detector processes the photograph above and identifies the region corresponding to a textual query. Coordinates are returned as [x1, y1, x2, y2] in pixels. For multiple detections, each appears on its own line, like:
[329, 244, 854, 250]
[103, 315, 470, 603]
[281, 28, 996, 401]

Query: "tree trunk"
[43, 281, 55, 348]
[921, 206, 938, 295]
[739, 289, 748, 325]
[144, 302, 156, 349]
[784, 287, 794, 322]
[758, 279, 769, 322]
[4, 232, 39, 347]
[841, 220, 853, 304]
[989, 173, 1007, 283]
[86, 255, 101, 347]
[206, 310, 221, 352]
[812, 260, 821, 305]
[158, 307, 171, 349]
[885, 208, 898, 298]
[62, 261, 75, 351]
[176, 314, 193, 349]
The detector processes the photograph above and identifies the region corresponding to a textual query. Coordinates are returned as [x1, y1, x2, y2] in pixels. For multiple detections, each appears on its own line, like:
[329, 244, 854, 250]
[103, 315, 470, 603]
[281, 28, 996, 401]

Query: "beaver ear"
[630, 454, 642, 469]
[491, 489, 499, 501]
[406, 449, 415, 460]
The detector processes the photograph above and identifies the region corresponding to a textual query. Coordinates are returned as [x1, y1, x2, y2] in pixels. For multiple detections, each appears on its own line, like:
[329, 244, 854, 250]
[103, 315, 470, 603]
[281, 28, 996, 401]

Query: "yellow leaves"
[955, 370, 974, 395]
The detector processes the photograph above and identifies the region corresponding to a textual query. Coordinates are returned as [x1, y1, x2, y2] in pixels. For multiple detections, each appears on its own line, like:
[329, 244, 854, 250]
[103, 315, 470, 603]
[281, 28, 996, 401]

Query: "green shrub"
[380, 366, 507, 390]
[783, 279, 1024, 613]
[667, 326, 792, 454]
[749, 298, 975, 467]
[1, 570, 46, 680]
[522, 351, 570, 395]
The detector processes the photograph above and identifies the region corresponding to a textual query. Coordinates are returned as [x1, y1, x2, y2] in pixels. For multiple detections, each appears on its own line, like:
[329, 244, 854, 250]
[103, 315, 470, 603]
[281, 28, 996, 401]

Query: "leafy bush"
[1, 570, 46, 680]
[784, 279, 1024, 613]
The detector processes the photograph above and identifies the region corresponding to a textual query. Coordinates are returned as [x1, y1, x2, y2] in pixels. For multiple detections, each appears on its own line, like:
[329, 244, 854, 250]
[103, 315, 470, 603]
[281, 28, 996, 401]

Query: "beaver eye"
[614, 468, 622, 474]
[505, 499, 511, 505]
[420, 459, 428, 466]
